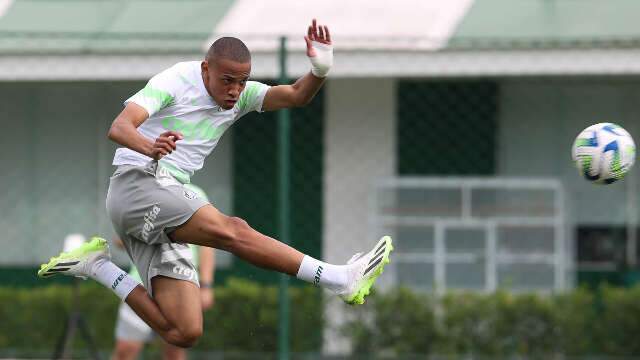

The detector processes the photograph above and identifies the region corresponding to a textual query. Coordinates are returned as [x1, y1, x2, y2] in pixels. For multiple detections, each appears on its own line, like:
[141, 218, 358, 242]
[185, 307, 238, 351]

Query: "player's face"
[201, 58, 251, 109]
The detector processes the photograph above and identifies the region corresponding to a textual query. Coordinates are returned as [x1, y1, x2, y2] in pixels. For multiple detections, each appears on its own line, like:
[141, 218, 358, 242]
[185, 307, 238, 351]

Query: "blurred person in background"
[111, 184, 215, 360]
[38, 19, 393, 348]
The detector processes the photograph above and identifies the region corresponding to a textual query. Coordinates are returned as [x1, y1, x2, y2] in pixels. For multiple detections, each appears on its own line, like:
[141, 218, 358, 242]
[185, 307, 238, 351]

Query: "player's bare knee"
[207, 216, 250, 251]
[227, 216, 252, 250]
[179, 317, 203, 346]
[184, 326, 203, 347]
[173, 326, 202, 348]
[162, 320, 202, 348]
[166, 333, 199, 348]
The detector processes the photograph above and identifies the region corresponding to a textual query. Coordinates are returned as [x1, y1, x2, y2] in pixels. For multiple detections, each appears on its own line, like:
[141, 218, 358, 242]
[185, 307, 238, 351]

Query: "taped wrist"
[309, 41, 333, 78]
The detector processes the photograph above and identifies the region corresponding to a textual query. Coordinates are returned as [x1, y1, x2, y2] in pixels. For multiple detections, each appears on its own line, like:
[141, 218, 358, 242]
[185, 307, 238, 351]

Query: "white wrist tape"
[309, 41, 333, 78]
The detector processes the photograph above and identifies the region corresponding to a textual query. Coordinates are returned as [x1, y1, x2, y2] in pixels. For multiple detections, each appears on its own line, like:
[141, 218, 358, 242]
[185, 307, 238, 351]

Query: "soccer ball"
[572, 123, 636, 184]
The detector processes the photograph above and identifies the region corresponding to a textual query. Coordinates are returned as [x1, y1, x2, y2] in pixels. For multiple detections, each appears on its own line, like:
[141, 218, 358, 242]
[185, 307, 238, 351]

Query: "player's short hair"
[206, 37, 251, 63]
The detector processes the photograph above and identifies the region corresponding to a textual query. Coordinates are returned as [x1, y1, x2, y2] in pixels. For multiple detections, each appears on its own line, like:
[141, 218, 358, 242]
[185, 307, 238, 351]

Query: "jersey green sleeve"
[236, 81, 271, 118]
[125, 65, 180, 117]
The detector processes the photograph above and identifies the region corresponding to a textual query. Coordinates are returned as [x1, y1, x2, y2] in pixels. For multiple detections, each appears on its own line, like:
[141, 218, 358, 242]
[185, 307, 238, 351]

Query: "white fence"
[372, 177, 570, 294]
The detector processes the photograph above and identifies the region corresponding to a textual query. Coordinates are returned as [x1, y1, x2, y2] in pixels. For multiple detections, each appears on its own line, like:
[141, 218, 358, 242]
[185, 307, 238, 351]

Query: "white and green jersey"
[112, 61, 270, 182]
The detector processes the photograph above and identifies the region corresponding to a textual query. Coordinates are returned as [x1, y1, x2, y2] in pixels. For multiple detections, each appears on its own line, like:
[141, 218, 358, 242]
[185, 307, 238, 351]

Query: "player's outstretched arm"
[108, 102, 183, 160]
[262, 19, 332, 111]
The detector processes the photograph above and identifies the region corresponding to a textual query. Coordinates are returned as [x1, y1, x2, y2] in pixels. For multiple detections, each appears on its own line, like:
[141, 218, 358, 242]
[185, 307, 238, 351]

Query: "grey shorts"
[106, 161, 209, 292]
[115, 301, 154, 342]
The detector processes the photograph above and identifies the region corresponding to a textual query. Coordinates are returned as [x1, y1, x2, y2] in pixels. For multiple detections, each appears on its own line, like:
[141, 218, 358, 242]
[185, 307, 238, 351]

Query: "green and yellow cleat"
[37, 237, 110, 280]
[339, 236, 393, 305]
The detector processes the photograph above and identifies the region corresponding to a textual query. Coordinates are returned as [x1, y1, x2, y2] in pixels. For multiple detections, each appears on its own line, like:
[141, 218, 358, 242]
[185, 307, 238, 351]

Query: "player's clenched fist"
[151, 131, 183, 160]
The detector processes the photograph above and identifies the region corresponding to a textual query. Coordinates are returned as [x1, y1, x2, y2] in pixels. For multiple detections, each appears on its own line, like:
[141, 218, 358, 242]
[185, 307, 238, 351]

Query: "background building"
[1, 0, 640, 358]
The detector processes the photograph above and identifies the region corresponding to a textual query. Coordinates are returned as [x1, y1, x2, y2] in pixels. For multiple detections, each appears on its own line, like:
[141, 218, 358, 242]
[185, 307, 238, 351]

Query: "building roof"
[451, 0, 640, 49]
[2, 0, 640, 79]
[210, 0, 473, 52]
[0, 0, 233, 53]
[4, 0, 640, 54]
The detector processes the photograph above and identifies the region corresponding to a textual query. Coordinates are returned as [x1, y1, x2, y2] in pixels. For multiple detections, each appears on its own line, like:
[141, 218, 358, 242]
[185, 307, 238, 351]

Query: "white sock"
[90, 259, 139, 300]
[296, 255, 350, 292]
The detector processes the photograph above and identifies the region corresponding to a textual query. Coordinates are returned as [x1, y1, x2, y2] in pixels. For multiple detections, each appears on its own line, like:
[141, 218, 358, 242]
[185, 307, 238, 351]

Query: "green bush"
[0, 278, 322, 356]
[345, 288, 438, 356]
[553, 287, 597, 355]
[344, 286, 640, 357]
[198, 278, 322, 352]
[596, 285, 640, 355]
[6, 281, 640, 357]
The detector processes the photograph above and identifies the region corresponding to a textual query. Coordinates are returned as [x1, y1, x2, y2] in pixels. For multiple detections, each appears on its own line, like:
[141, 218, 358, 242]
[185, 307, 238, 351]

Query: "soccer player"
[38, 19, 393, 348]
[111, 184, 214, 360]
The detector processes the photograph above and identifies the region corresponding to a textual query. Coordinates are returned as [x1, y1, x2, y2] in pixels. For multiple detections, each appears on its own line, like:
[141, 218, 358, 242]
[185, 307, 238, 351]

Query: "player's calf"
[112, 340, 144, 360]
[123, 286, 202, 348]
[147, 275, 204, 348]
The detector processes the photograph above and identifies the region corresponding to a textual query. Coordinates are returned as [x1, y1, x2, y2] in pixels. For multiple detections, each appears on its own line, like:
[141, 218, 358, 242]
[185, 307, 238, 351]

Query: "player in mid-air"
[38, 19, 393, 348]
[111, 184, 215, 360]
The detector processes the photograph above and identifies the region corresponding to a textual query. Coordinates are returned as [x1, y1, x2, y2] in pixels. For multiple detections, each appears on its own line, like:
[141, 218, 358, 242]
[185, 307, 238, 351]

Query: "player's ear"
[201, 60, 209, 74]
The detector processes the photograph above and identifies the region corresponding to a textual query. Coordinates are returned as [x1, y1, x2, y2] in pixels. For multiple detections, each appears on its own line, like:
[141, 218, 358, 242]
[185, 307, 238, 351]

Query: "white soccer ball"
[572, 123, 636, 184]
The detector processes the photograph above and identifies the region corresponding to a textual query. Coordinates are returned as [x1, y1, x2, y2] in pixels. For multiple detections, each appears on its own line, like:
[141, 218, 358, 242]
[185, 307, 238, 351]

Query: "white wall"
[497, 78, 640, 226]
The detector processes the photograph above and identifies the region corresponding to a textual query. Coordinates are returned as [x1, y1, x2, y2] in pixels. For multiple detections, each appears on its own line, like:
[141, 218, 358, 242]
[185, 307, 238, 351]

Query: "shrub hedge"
[3, 280, 640, 357]
[0, 278, 322, 356]
[345, 286, 640, 357]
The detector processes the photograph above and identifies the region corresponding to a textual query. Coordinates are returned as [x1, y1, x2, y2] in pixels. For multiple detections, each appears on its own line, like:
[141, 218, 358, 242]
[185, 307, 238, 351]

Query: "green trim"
[575, 138, 593, 147]
[161, 116, 230, 141]
[158, 160, 190, 184]
[141, 85, 173, 111]
[37, 237, 107, 278]
[579, 155, 593, 173]
[344, 236, 394, 305]
[237, 82, 260, 112]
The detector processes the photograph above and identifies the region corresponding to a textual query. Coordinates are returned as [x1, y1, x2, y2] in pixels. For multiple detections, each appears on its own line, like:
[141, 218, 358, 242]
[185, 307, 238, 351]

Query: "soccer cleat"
[37, 237, 109, 280]
[339, 236, 393, 305]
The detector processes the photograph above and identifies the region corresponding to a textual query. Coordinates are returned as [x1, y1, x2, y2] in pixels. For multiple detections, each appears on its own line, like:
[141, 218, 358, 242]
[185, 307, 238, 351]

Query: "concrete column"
[322, 78, 396, 354]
